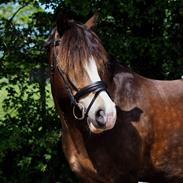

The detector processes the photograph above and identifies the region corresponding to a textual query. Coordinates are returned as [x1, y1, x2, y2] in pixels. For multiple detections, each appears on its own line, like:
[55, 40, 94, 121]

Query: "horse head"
[46, 12, 117, 134]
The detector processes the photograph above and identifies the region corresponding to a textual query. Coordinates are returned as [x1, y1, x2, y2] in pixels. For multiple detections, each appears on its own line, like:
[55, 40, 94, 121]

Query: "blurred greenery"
[1, 0, 183, 182]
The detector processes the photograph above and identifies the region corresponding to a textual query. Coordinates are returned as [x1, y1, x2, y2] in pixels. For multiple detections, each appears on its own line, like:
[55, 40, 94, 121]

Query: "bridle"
[47, 39, 107, 120]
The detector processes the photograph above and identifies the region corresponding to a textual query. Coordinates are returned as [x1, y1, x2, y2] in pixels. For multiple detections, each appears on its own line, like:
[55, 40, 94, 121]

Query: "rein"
[48, 39, 107, 120]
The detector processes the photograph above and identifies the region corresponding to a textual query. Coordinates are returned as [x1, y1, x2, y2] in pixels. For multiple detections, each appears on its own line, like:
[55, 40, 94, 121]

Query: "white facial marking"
[79, 56, 117, 133]
[85, 56, 101, 82]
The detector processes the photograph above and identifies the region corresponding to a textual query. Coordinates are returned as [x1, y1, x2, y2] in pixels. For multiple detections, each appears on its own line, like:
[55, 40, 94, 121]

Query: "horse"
[45, 13, 183, 183]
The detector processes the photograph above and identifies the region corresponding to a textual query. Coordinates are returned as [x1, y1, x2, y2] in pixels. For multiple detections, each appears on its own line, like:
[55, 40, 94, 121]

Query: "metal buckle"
[73, 103, 86, 120]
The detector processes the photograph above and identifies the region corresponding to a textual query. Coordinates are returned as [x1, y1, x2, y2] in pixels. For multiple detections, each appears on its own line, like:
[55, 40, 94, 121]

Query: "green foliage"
[92, 0, 183, 79]
[1, 0, 183, 182]
[0, 71, 78, 183]
[0, 0, 78, 182]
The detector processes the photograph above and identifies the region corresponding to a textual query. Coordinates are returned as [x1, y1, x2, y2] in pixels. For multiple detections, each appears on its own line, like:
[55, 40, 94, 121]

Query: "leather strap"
[74, 81, 107, 101]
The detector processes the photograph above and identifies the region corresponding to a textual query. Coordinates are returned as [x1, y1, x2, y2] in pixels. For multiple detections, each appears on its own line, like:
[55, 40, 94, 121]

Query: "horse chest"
[62, 124, 98, 178]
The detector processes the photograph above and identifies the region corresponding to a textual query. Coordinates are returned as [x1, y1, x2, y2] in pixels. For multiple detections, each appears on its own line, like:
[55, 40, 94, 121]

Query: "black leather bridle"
[48, 39, 107, 120]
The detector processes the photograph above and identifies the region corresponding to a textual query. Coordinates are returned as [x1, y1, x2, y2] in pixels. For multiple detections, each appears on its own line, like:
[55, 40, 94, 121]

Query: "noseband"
[48, 39, 107, 120]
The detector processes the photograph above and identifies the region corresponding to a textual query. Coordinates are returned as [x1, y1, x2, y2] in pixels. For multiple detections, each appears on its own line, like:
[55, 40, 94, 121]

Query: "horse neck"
[103, 57, 131, 92]
[106, 58, 142, 106]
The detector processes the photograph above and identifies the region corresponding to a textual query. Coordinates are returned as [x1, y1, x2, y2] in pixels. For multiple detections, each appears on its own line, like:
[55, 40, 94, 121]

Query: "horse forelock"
[55, 23, 108, 82]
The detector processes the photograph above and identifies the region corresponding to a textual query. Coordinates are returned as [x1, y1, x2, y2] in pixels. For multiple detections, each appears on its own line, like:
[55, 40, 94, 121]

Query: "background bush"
[1, 0, 183, 182]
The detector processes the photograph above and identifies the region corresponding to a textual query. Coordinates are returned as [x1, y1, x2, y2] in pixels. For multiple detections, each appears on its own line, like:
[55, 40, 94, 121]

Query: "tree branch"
[8, 2, 30, 23]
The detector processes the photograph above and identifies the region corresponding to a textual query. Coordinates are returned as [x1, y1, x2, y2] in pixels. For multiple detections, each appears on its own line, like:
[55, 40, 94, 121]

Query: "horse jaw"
[79, 56, 117, 133]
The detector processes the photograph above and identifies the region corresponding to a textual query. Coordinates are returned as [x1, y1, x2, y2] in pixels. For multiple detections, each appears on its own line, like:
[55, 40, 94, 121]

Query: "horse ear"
[85, 12, 99, 29]
[56, 8, 72, 37]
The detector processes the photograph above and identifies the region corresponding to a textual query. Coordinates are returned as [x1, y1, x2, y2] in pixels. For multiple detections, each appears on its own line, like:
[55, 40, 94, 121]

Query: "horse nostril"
[95, 109, 106, 127]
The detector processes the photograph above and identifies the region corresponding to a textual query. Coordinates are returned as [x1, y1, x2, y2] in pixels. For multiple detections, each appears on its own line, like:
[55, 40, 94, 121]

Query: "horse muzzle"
[87, 105, 117, 133]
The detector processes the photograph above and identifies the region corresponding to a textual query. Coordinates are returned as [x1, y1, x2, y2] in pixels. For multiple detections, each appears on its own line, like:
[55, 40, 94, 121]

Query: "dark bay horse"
[45, 13, 183, 183]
